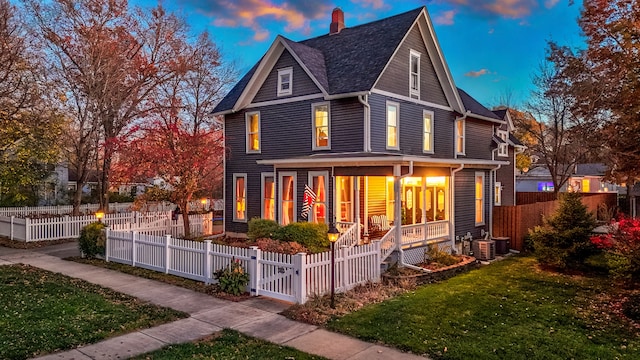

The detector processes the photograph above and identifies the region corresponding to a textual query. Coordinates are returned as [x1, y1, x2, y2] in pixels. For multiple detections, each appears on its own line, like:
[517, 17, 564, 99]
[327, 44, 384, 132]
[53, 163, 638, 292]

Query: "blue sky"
[134, 0, 583, 107]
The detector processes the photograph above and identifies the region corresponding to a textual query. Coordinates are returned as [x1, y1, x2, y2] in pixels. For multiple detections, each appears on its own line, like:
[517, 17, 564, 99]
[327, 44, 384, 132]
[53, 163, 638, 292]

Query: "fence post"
[204, 240, 212, 284]
[248, 246, 260, 296]
[293, 252, 307, 304]
[25, 217, 31, 242]
[63, 215, 69, 238]
[164, 235, 171, 274]
[374, 241, 382, 281]
[105, 228, 111, 262]
[132, 231, 138, 267]
[340, 245, 348, 292]
[10, 216, 14, 241]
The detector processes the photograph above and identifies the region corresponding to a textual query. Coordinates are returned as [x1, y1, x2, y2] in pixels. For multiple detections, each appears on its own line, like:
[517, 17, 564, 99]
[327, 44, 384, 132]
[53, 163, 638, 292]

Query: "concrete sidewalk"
[0, 243, 427, 360]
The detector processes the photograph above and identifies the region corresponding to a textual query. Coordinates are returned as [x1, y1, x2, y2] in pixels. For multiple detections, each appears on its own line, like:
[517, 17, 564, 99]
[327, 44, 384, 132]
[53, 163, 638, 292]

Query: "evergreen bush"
[273, 222, 329, 253]
[247, 218, 280, 240]
[529, 192, 597, 269]
[78, 222, 107, 259]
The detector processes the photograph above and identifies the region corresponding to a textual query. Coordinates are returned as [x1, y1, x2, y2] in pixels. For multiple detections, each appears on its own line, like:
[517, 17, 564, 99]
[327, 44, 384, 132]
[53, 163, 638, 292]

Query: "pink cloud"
[465, 69, 490, 77]
[351, 0, 388, 10]
[440, 0, 548, 19]
[435, 10, 456, 25]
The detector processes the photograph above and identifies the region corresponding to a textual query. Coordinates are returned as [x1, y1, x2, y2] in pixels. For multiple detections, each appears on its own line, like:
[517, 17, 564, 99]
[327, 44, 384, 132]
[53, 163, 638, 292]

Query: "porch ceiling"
[256, 152, 509, 169]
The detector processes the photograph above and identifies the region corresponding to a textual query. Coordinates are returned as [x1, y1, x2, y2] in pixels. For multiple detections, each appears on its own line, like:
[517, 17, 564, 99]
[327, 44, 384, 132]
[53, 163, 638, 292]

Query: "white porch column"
[364, 177, 369, 235]
[422, 176, 427, 238]
[393, 165, 402, 254]
[354, 176, 360, 241]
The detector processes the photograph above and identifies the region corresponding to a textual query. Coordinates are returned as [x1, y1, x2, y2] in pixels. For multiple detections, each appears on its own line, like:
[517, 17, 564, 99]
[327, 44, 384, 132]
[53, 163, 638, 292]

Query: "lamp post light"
[95, 209, 105, 223]
[327, 224, 340, 309]
[200, 198, 207, 211]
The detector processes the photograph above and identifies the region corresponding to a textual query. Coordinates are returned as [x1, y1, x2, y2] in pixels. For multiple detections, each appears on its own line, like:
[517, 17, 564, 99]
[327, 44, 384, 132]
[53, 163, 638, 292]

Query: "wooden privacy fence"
[105, 229, 381, 304]
[493, 193, 617, 251]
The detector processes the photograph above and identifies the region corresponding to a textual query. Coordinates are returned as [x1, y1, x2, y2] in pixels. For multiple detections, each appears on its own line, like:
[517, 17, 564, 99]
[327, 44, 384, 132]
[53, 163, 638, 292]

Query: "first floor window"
[262, 173, 275, 220]
[337, 176, 353, 222]
[475, 172, 484, 225]
[279, 173, 296, 225]
[494, 182, 502, 206]
[233, 173, 247, 222]
[309, 171, 328, 223]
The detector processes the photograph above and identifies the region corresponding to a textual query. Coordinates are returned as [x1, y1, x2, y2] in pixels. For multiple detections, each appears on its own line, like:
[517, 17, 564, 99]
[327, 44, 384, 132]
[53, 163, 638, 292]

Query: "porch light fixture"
[95, 209, 105, 223]
[328, 224, 340, 309]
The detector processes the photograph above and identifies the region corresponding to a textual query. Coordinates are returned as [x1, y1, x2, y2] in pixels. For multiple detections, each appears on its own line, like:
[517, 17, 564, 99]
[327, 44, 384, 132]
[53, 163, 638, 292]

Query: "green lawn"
[132, 328, 326, 359]
[0, 264, 187, 360]
[328, 256, 640, 360]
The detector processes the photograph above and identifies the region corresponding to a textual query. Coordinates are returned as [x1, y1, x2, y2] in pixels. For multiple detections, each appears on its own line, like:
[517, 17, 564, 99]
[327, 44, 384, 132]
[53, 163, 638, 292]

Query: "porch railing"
[400, 220, 449, 247]
[335, 222, 359, 248]
[380, 226, 396, 262]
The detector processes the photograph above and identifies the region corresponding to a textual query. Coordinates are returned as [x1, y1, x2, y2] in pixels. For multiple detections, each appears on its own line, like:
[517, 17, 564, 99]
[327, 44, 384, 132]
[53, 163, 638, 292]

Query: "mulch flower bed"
[383, 255, 479, 286]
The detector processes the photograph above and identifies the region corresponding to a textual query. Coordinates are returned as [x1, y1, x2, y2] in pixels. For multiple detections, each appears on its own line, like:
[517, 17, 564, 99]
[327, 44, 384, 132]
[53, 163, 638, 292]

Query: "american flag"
[300, 184, 316, 220]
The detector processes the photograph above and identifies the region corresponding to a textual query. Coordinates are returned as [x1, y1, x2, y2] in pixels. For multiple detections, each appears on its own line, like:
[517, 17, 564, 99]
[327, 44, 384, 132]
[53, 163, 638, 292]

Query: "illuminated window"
[312, 103, 330, 150]
[233, 174, 247, 222]
[277, 67, 292, 96]
[337, 176, 353, 222]
[246, 112, 260, 153]
[309, 171, 328, 223]
[386, 176, 395, 221]
[475, 172, 484, 225]
[495, 182, 502, 206]
[261, 173, 275, 220]
[423, 110, 434, 153]
[582, 179, 590, 193]
[279, 172, 296, 225]
[456, 119, 465, 155]
[409, 50, 420, 99]
[386, 102, 399, 150]
[537, 182, 554, 192]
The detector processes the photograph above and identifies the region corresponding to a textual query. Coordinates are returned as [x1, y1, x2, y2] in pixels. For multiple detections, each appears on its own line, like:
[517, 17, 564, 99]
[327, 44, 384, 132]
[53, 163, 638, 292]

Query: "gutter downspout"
[222, 115, 227, 237]
[358, 94, 371, 152]
[490, 148, 502, 238]
[454, 111, 471, 159]
[395, 162, 413, 266]
[451, 164, 464, 253]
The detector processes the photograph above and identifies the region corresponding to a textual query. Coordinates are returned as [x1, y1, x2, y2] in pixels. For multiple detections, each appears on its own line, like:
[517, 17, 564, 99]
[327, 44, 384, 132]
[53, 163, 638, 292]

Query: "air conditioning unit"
[472, 239, 496, 261]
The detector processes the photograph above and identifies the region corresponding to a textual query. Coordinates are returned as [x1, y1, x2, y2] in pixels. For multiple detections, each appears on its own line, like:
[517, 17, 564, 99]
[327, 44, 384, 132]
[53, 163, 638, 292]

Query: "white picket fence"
[0, 203, 141, 217]
[0, 211, 214, 242]
[105, 229, 381, 304]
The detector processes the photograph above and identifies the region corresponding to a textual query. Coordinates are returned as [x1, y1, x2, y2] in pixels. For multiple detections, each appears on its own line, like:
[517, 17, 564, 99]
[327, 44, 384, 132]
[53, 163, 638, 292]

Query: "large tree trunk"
[180, 199, 191, 238]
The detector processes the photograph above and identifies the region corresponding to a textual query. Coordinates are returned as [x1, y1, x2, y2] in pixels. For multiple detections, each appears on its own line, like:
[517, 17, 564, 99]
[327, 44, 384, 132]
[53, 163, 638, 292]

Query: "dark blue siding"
[454, 169, 489, 239]
[253, 50, 321, 103]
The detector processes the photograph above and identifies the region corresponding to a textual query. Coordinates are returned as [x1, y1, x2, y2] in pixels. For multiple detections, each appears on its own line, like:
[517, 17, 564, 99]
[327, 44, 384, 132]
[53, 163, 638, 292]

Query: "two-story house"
[492, 108, 525, 206]
[213, 6, 511, 259]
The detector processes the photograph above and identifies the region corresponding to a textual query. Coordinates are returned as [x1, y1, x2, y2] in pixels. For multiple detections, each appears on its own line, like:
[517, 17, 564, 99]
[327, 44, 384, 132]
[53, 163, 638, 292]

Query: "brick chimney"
[330, 7, 345, 34]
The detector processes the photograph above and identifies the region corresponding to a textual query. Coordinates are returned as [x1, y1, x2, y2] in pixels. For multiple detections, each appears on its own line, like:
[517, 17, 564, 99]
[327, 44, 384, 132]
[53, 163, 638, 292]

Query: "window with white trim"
[455, 119, 465, 155]
[494, 181, 502, 206]
[386, 101, 399, 150]
[409, 50, 421, 99]
[277, 67, 292, 96]
[309, 171, 328, 224]
[312, 102, 330, 150]
[279, 172, 296, 225]
[423, 110, 434, 153]
[497, 129, 508, 157]
[233, 173, 247, 222]
[337, 176, 353, 222]
[475, 172, 485, 225]
[261, 173, 275, 220]
[246, 112, 260, 153]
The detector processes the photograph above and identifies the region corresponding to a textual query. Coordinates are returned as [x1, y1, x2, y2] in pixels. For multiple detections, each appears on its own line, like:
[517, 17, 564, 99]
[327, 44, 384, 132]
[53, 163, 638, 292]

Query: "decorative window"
[279, 172, 296, 225]
[409, 50, 421, 99]
[475, 172, 485, 226]
[246, 112, 260, 153]
[261, 173, 275, 220]
[337, 176, 353, 222]
[423, 110, 434, 153]
[497, 129, 508, 157]
[312, 102, 330, 150]
[455, 119, 465, 155]
[277, 67, 292, 96]
[386, 101, 399, 150]
[494, 181, 502, 206]
[233, 173, 247, 222]
[309, 171, 328, 224]
[582, 179, 590, 193]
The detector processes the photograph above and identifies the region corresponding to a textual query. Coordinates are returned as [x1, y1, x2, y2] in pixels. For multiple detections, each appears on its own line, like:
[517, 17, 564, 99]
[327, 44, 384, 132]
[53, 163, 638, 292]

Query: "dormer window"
[409, 50, 420, 99]
[277, 67, 292, 96]
[497, 129, 508, 157]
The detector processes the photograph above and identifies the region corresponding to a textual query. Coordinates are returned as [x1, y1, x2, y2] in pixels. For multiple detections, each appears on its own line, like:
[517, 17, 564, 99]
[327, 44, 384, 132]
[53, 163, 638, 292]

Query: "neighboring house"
[213, 7, 512, 255]
[491, 108, 525, 206]
[516, 163, 621, 194]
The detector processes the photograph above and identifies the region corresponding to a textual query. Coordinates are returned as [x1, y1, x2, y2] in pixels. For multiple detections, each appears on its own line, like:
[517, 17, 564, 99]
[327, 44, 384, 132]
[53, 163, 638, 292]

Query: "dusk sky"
[133, 0, 583, 107]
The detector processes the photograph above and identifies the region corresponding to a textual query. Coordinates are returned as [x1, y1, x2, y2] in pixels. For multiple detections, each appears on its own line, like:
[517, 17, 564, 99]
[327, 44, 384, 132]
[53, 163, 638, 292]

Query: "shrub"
[247, 218, 280, 241]
[78, 222, 106, 259]
[529, 192, 597, 270]
[591, 217, 640, 281]
[213, 259, 250, 296]
[254, 238, 309, 254]
[273, 222, 329, 253]
[425, 245, 459, 266]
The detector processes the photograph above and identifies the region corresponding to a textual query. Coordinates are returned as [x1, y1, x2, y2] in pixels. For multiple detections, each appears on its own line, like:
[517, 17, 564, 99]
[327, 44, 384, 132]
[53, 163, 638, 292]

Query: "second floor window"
[312, 103, 330, 150]
[456, 119, 465, 155]
[497, 129, 508, 157]
[277, 68, 292, 96]
[246, 112, 260, 153]
[423, 110, 434, 153]
[387, 102, 399, 150]
[410, 50, 420, 99]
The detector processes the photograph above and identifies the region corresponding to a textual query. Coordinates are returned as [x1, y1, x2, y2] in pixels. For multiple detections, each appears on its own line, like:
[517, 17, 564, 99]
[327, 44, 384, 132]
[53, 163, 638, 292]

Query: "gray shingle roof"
[457, 88, 501, 120]
[576, 163, 607, 176]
